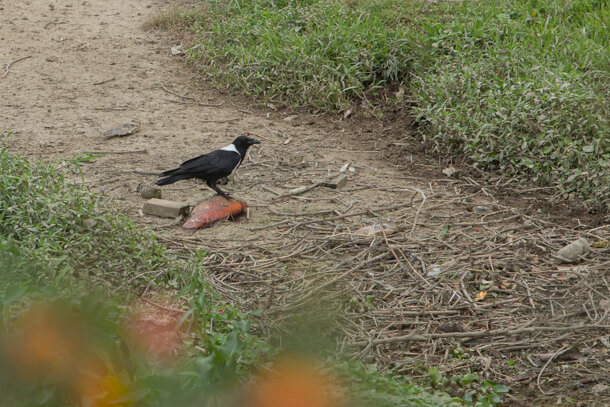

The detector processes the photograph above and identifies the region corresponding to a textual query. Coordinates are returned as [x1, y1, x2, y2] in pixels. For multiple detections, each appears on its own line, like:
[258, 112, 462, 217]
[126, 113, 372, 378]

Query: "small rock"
[555, 237, 590, 264]
[140, 184, 162, 199]
[473, 205, 492, 214]
[103, 120, 138, 139]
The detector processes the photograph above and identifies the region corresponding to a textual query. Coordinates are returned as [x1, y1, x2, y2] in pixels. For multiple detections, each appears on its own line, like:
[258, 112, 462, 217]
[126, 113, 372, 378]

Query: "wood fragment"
[143, 198, 190, 219]
[323, 173, 348, 189]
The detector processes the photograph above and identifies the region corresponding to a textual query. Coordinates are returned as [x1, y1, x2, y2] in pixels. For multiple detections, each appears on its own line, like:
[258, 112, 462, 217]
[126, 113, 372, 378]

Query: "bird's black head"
[232, 135, 261, 153]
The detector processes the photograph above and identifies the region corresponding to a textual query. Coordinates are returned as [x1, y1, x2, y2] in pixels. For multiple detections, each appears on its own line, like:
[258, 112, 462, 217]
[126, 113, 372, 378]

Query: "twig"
[2, 55, 32, 79]
[292, 252, 391, 307]
[231, 102, 253, 114]
[84, 149, 148, 155]
[410, 188, 426, 236]
[273, 181, 325, 200]
[202, 117, 240, 122]
[537, 344, 571, 395]
[279, 201, 413, 229]
[161, 98, 224, 107]
[92, 107, 130, 111]
[160, 82, 196, 100]
[93, 77, 115, 85]
[351, 324, 610, 347]
[140, 297, 185, 314]
[264, 125, 286, 138]
[134, 169, 160, 176]
[250, 219, 291, 231]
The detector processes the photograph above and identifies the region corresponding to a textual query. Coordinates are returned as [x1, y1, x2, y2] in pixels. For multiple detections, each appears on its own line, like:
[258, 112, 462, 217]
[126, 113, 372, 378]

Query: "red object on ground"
[182, 196, 248, 229]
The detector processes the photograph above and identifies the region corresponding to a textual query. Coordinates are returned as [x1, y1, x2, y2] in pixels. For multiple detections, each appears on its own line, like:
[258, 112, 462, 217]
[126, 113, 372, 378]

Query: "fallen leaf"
[442, 165, 457, 177]
[499, 280, 512, 290]
[427, 264, 443, 277]
[474, 291, 487, 302]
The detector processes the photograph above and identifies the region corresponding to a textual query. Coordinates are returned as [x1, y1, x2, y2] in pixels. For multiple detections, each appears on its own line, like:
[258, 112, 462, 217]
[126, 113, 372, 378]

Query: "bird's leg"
[207, 180, 232, 200]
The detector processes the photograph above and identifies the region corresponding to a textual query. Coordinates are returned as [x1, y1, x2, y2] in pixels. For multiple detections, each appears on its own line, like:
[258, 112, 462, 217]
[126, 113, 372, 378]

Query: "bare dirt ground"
[1, 0, 609, 405]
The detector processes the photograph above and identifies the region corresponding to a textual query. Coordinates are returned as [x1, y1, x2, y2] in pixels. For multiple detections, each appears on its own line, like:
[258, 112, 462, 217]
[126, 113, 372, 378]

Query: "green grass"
[184, 0, 414, 112]
[159, 0, 609, 207]
[408, 0, 609, 207]
[0, 137, 181, 290]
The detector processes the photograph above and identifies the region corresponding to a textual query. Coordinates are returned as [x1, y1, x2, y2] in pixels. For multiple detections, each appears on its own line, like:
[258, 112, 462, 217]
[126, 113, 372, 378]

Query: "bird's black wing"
[176, 150, 241, 180]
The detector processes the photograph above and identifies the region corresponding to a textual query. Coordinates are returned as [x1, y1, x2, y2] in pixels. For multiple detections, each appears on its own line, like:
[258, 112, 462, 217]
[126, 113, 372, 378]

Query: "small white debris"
[555, 237, 590, 264]
[355, 223, 396, 237]
[171, 44, 184, 55]
[442, 165, 457, 177]
[427, 264, 443, 277]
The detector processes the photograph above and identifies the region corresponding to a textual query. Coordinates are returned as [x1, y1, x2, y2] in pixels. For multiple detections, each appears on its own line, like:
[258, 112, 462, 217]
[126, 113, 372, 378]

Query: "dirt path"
[2, 1, 608, 405]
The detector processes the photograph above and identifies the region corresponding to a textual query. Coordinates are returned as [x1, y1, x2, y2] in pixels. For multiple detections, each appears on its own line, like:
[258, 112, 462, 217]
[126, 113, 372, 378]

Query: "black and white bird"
[155, 135, 261, 198]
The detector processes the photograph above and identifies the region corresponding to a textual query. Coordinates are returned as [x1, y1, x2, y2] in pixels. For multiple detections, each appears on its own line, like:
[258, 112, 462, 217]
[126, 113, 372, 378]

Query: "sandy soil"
[1, 1, 608, 405]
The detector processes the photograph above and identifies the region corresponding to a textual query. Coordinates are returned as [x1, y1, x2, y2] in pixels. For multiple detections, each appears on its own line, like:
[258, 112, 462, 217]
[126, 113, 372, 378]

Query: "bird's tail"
[155, 171, 189, 186]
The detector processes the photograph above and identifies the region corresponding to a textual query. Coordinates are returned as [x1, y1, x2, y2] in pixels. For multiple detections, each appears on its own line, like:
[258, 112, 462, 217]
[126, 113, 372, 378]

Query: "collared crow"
[155, 135, 261, 198]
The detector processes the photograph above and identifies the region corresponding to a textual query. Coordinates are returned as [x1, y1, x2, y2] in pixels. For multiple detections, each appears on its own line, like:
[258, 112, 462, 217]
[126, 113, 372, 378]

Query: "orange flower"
[77, 369, 132, 407]
[126, 309, 183, 363]
[250, 357, 342, 407]
[6, 303, 83, 379]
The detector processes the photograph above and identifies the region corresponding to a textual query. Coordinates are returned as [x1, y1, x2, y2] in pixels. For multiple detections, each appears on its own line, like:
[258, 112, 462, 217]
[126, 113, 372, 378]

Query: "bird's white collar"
[220, 144, 240, 155]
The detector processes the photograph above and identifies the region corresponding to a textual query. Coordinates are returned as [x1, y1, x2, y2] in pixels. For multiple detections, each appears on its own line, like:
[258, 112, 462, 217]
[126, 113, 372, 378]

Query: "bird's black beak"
[249, 139, 261, 145]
